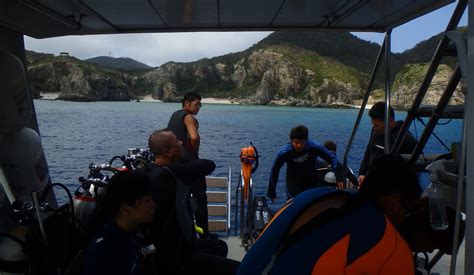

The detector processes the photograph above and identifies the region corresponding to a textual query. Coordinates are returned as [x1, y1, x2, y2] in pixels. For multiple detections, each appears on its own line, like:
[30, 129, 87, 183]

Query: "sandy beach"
[351, 104, 373, 109]
[39, 93, 60, 100]
[139, 96, 236, 104]
[201, 97, 238, 104]
[140, 95, 163, 102]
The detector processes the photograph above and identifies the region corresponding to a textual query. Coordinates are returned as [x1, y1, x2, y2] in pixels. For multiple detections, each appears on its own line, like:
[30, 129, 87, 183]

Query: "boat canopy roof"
[1, 0, 454, 39]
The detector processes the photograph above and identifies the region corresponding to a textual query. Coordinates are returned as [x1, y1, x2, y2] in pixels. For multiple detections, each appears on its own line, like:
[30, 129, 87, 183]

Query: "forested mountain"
[27, 29, 465, 108]
[85, 56, 152, 71]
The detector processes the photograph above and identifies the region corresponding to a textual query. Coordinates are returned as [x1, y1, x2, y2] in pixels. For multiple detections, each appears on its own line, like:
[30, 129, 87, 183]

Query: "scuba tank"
[0, 128, 57, 205]
[73, 178, 98, 226]
[0, 51, 59, 273]
[0, 51, 57, 206]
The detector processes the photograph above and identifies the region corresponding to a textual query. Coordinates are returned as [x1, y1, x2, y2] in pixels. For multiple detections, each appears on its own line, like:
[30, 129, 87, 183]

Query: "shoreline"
[201, 97, 238, 105]
[39, 93, 60, 100]
[36, 94, 371, 109]
[139, 95, 162, 102]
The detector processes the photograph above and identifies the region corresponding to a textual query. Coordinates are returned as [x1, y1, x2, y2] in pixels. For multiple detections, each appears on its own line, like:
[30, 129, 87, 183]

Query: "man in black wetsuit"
[358, 102, 418, 186]
[167, 92, 210, 237]
[83, 171, 156, 275]
[148, 129, 239, 274]
[268, 125, 345, 202]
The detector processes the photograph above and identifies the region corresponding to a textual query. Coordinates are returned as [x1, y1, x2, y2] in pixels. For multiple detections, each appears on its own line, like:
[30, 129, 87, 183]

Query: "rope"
[416, 117, 451, 152]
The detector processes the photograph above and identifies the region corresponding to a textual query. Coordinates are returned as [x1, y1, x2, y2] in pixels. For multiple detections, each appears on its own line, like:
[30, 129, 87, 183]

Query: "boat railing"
[342, 1, 468, 273]
[343, 0, 467, 172]
[392, 0, 467, 154]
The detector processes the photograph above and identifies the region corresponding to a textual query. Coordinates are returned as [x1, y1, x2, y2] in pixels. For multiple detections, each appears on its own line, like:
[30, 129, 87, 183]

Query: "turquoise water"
[35, 100, 463, 209]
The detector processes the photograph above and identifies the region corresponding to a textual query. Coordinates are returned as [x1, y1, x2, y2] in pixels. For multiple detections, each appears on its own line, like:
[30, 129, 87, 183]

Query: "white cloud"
[25, 32, 272, 67]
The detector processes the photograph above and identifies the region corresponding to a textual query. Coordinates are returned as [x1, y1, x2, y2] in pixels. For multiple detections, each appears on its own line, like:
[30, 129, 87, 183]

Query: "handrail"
[234, 171, 240, 236]
[392, 0, 467, 154]
[343, 38, 386, 170]
[239, 170, 245, 239]
[227, 166, 232, 235]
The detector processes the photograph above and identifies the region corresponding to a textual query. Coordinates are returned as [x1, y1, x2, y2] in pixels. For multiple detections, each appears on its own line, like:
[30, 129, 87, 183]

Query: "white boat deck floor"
[431, 241, 465, 275]
[223, 236, 246, 262]
[222, 236, 466, 273]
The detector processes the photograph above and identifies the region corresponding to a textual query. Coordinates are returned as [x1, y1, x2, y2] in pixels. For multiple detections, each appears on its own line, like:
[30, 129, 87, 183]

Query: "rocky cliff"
[26, 31, 466, 108]
[135, 45, 367, 107]
[28, 55, 132, 101]
[391, 64, 465, 109]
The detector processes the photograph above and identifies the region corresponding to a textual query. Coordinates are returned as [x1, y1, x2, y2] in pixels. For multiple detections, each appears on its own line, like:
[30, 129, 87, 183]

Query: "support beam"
[343, 39, 386, 170]
[464, 1, 474, 273]
[384, 30, 392, 154]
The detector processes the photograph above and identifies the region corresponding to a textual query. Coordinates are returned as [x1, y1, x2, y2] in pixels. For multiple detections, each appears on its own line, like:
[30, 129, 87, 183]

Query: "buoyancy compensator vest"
[238, 187, 415, 275]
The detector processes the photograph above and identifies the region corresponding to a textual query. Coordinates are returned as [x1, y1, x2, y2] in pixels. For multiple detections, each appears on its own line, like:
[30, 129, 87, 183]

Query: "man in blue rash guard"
[267, 125, 345, 202]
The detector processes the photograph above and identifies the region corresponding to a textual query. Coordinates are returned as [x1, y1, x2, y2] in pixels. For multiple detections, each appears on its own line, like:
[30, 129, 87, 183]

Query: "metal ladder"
[205, 168, 232, 235]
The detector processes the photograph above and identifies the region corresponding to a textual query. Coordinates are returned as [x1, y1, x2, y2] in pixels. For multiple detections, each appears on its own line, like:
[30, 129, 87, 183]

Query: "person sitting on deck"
[83, 171, 156, 275]
[316, 140, 359, 188]
[147, 129, 240, 275]
[239, 154, 422, 275]
[358, 102, 418, 186]
[267, 125, 344, 202]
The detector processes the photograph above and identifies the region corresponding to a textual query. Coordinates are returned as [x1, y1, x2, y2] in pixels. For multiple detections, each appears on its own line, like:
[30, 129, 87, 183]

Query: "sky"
[25, 2, 467, 68]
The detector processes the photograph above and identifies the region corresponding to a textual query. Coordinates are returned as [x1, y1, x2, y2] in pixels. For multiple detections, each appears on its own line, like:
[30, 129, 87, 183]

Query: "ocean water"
[34, 100, 463, 212]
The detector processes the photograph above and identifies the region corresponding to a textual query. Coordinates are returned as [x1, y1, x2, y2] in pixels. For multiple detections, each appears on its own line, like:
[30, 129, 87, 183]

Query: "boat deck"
[222, 236, 466, 274]
[223, 236, 246, 262]
[431, 241, 465, 275]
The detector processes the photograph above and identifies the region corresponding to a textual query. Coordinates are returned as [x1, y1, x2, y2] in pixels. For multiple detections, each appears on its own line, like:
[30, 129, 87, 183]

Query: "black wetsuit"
[268, 140, 343, 199]
[359, 120, 418, 176]
[148, 159, 239, 274]
[168, 110, 209, 236]
[83, 222, 142, 275]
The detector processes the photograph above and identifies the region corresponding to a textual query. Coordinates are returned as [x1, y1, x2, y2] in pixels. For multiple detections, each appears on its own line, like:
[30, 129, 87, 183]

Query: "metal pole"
[228, 166, 232, 235]
[450, 102, 467, 274]
[392, 0, 467, 153]
[464, 1, 474, 273]
[234, 173, 240, 236]
[384, 30, 392, 154]
[343, 40, 386, 169]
